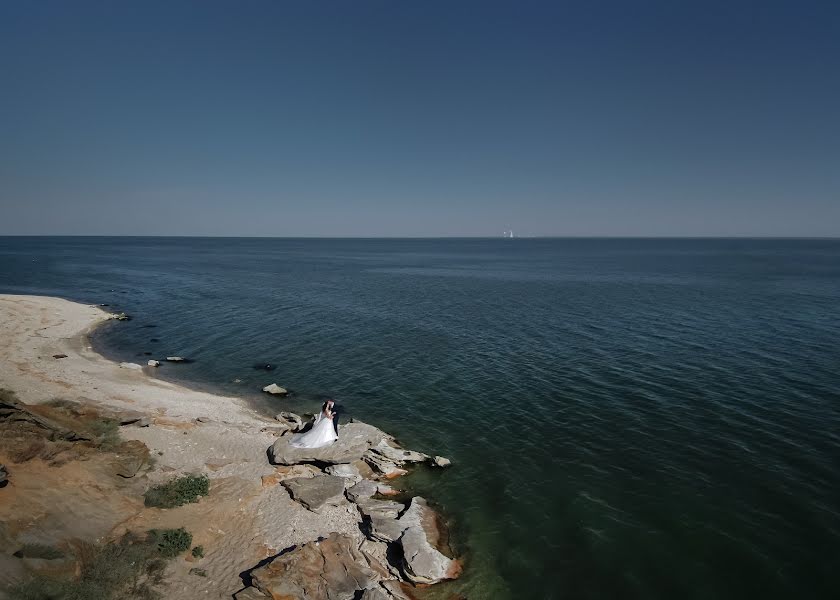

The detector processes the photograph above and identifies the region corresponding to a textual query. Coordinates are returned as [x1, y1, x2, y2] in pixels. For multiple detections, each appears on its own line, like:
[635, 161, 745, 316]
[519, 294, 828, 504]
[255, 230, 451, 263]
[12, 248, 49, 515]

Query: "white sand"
[0, 295, 367, 598]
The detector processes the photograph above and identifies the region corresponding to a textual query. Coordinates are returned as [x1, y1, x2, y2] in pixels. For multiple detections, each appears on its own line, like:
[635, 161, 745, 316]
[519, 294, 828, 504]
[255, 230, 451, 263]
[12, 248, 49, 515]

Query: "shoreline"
[0, 294, 459, 599]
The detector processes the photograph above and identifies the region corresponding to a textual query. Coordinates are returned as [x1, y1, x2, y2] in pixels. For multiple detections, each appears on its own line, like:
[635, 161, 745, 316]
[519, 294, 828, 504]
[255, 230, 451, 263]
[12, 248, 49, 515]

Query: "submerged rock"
[262, 383, 288, 395]
[108, 312, 131, 321]
[281, 475, 346, 512]
[252, 363, 277, 371]
[250, 532, 377, 600]
[268, 421, 388, 465]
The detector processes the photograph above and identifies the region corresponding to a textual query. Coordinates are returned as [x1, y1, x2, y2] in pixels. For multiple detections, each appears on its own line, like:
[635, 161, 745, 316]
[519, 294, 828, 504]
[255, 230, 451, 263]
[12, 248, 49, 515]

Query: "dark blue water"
[1, 237, 839, 599]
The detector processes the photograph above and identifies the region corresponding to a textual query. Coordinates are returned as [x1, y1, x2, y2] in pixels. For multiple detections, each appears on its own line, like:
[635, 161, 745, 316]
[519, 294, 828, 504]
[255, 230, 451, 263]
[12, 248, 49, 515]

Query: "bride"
[289, 400, 338, 449]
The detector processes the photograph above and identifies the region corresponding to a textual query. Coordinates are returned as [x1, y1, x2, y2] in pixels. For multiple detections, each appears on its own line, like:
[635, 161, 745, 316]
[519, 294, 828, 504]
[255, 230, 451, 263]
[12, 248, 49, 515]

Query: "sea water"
[1, 237, 838, 599]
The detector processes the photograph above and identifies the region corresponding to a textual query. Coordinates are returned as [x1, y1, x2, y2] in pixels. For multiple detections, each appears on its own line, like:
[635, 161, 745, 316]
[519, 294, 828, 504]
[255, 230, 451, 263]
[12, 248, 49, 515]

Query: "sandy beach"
[0, 295, 457, 599]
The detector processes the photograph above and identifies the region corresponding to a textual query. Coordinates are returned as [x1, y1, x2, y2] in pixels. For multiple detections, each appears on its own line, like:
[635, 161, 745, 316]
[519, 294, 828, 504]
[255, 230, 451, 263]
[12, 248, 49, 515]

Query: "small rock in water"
[147, 359, 160, 367]
[109, 312, 131, 321]
[166, 356, 186, 362]
[253, 363, 277, 371]
[432, 455, 452, 468]
[233, 378, 242, 383]
[262, 383, 288, 395]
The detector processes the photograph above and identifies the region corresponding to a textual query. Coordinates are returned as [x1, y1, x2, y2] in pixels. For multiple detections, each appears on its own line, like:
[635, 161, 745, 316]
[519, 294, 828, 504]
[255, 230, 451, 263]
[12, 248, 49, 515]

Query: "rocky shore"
[0, 295, 459, 600]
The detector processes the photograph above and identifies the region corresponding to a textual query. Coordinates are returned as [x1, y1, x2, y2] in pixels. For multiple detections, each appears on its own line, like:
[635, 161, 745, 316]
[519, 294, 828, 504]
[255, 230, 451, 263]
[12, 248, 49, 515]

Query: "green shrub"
[148, 528, 192, 558]
[143, 474, 209, 508]
[14, 543, 65, 559]
[191, 545, 204, 558]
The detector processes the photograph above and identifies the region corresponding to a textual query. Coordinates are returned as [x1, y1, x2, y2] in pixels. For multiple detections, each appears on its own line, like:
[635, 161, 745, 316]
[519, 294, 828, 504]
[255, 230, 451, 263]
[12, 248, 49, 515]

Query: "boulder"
[233, 587, 269, 600]
[361, 440, 428, 478]
[346, 479, 379, 502]
[250, 532, 376, 600]
[362, 451, 407, 479]
[274, 411, 303, 432]
[396, 498, 459, 585]
[346, 479, 396, 503]
[432, 456, 452, 468]
[281, 475, 346, 512]
[370, 440, 429, 464]
[110, 440, 150, 478]
[108, 312, 131, 321]
[360, 587, 391, 600]
[356, 498, 404, 521]
[262, 383, 288, 395]
[269, 421, 388, 465]
[119, 362, 143, 370]
[147, 359, 160, 367]
[324, 463, 362, 481]
[380, 581, 413, 600]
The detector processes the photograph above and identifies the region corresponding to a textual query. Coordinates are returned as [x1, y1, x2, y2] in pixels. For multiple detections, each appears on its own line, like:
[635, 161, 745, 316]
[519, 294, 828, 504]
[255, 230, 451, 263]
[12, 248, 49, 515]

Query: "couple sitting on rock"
[289, 399, 343, 449]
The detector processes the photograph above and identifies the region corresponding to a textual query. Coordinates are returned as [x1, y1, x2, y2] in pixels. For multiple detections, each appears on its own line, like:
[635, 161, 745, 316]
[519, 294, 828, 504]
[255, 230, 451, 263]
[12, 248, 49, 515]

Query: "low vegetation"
[8, 529, 192, 600]
[191, 545, 204, 558]
[143, 474, 209, 508]
[148, 527, 192, 558]
[0, 389, 134, 467]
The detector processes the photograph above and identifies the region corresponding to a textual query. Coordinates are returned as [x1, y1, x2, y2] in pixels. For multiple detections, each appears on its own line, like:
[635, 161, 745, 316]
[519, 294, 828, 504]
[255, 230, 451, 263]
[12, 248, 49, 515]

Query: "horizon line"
[0, 234, 838, 240]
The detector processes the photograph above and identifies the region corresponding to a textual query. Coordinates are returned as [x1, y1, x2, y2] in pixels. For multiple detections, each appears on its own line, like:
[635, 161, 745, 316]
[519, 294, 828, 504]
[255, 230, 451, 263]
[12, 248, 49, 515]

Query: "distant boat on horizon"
[503, 230, 515, 239]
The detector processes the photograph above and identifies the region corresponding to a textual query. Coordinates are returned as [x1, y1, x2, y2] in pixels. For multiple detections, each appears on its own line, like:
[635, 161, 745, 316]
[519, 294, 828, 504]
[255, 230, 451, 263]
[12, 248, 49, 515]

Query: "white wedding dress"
[289, 410, 338, 449]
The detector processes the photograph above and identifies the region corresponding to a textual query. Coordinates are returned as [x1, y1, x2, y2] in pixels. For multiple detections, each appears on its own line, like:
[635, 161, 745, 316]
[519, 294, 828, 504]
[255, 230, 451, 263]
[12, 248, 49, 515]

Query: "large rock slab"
[250, 532, 377, 600]
[397, 497, 460, 584]
[361, 440, 428, 478]
[281, 475, 346, 512]
[269, 421, 388, 465]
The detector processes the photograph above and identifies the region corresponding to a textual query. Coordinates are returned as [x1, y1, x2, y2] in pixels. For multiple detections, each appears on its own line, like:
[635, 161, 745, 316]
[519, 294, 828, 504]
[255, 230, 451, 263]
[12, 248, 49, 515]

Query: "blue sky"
[1, 1, 838, 236]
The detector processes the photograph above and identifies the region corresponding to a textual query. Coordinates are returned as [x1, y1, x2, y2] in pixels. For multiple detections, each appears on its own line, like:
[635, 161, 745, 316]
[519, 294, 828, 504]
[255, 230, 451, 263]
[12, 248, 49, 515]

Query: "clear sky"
[1, 0, 838, 237]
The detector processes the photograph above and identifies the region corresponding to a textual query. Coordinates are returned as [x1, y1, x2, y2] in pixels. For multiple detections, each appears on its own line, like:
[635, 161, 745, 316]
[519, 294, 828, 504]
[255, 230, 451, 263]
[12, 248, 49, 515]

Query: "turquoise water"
[1, 237, 839, 599]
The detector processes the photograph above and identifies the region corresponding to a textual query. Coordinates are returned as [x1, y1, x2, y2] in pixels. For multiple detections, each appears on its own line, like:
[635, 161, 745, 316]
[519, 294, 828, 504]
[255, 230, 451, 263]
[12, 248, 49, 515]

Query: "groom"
[325, 398, 344, 437]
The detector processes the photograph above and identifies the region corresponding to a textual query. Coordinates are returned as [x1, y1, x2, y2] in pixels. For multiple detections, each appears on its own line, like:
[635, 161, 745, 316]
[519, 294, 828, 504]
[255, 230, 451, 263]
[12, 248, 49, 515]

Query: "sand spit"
[0, 295, 456, 600]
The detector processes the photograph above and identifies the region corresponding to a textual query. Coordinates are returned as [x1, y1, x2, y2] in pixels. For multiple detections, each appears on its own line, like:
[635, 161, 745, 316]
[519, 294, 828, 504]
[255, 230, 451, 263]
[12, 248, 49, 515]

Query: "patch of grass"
[7, 529, 192, 600]
[147, 527, 192, 558]
[9, 439, 46, 463]
[191, 545, 204, 558]
[88, 418, 121, 450]
[143, 474, 209, 508]
[188, 567, 207, 577]
[14, 543, 65, 560]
